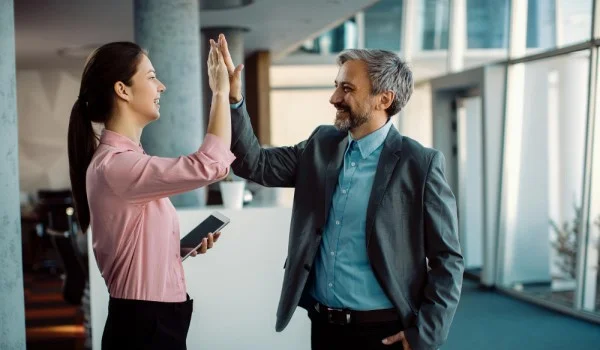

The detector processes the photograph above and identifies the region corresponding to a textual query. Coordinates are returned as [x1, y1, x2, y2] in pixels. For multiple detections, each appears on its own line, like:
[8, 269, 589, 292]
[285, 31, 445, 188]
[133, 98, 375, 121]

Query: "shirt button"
[328, 283, 333, 288]
[335, 220, 340, 225]
[330, 251, 335, 256]
[351, 162, 356, 167]
[342, 189, 347, 194]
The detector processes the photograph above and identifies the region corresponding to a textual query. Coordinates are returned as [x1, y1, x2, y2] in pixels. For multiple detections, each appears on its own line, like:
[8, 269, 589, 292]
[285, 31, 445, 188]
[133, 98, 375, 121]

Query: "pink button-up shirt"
[87, 129, 235, 302]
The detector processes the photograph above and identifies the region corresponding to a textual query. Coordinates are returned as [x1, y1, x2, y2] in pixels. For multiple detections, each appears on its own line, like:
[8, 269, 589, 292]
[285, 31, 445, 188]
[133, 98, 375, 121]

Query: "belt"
[313, 302, 400, 325]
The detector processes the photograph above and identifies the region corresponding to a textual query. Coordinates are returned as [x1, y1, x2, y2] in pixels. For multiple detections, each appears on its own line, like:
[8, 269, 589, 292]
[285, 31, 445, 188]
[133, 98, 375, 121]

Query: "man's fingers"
[234, 64, 244, 77]
[218, 34, 236, 73]
[381, 331, 404, 345]
[213, 232, 221, 243]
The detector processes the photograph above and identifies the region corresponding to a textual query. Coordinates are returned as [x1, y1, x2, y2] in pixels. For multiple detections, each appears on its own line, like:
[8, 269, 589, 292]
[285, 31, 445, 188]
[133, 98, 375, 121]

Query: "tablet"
[180, 211, 230, 261]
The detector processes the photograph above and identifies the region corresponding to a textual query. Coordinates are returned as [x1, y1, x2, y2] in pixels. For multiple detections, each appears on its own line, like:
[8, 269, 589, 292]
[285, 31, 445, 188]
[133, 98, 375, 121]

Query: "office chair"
[38, 190, 87, 305]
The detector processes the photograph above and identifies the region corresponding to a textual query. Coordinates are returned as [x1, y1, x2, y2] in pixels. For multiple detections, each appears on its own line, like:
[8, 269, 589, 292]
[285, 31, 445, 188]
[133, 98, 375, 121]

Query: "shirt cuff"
[199, 134, 236, 166]
[230, 97, 244, 109]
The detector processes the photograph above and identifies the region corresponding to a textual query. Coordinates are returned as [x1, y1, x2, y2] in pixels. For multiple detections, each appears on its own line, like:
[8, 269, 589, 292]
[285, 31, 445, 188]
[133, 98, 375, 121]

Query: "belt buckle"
[326, 307, 351, 325]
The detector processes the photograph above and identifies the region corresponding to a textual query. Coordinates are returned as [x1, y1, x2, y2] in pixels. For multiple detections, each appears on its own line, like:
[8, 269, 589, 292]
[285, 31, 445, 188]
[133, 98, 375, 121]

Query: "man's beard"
[333, 104, 370, 133]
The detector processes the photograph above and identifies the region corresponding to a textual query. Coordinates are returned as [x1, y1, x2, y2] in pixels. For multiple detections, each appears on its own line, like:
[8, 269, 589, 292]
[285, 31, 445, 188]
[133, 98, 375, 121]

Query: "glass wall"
[526, 0, 593, 51]
[495, 0, 600, 321]
[500, 52, 590, 309]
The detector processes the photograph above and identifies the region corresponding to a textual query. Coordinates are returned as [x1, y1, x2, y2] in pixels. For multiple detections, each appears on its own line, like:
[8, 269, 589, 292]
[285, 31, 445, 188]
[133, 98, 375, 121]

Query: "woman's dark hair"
[68, 42, 145, 232]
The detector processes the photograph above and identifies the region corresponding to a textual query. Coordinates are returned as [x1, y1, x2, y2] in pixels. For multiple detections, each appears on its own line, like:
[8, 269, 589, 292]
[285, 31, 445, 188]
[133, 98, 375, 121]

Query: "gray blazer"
[230, 102, 463, 350]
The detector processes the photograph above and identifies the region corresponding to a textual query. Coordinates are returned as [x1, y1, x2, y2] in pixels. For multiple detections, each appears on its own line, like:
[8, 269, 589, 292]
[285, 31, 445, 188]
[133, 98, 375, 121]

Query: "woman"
[67, 39, 234, 349]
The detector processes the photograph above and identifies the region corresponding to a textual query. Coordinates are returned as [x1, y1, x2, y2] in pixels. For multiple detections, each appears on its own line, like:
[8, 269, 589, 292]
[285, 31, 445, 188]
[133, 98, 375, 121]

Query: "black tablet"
[180, 211, 230, 261]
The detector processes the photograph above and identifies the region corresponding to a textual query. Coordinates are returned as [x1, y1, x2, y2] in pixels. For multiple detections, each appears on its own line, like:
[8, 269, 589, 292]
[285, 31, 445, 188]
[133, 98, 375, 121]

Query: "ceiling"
[14, 0, 379, 69]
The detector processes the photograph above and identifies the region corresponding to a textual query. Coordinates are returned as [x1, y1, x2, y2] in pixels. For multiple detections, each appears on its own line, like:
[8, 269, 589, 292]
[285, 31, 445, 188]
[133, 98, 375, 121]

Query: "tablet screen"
[180, 214, 228, 260]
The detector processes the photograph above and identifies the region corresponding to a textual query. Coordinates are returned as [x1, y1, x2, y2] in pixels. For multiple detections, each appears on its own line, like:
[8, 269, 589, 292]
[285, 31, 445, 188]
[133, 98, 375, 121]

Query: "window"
[365, 0, 403, 51]
[421, 0, 450, 50]
[467, 0, 509, 49]
[296, 19, 358, 55]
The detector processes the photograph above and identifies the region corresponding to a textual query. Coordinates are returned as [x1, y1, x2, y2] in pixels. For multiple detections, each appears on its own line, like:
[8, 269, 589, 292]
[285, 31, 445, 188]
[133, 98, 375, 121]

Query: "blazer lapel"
[323, 133, 349, 224]
[365, 127, 403, 247]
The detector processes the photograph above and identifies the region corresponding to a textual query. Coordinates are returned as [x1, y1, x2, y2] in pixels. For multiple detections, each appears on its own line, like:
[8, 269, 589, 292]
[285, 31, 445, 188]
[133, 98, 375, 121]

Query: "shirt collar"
[99, 129, 144, 154]
[347, 121, 393, 159]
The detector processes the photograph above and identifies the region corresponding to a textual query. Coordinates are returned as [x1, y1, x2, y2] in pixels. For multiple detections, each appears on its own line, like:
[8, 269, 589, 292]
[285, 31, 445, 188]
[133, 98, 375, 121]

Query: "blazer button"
[304, 263, 311, 271]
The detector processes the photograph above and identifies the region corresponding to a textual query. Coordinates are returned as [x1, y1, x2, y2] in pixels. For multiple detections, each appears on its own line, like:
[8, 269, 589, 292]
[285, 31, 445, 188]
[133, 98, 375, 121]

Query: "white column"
[554, 0, 564, 47]
[447, 0, 466, 72]
[401, 0, 417, 62]
[397, 0, 418, 133]
[0, 0, 26, 348]
[134, 0, 205, 207]
[497, 0, 528, 285]
[355, 11, 365, 49]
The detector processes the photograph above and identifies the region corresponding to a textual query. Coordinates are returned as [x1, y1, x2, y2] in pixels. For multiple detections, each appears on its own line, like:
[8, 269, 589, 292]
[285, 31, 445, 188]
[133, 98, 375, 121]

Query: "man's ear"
[114, 81, 131, 102]
[377, 91, 395, 111]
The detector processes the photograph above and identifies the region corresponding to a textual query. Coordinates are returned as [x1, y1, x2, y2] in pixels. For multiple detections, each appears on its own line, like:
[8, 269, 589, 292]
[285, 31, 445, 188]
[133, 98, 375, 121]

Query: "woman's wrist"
[212, 91, 229, 101]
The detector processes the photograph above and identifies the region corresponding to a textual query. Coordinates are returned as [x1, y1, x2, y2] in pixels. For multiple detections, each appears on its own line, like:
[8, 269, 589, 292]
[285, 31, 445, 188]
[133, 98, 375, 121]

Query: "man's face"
[330, 60, 375, 133]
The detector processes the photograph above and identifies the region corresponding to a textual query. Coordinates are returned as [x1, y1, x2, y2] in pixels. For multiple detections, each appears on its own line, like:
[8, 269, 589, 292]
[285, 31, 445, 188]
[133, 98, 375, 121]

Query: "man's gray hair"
[337, 49, 413, 116]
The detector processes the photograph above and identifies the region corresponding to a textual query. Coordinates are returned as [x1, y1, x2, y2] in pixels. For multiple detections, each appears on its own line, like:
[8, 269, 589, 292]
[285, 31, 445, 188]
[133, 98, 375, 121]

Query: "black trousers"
[309, 310, 405, 350]
[102, 295, 193, 350]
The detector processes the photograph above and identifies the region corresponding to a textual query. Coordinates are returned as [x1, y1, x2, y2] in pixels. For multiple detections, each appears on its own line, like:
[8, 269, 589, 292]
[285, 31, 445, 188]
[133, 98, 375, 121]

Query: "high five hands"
[216, 34, 244, 104]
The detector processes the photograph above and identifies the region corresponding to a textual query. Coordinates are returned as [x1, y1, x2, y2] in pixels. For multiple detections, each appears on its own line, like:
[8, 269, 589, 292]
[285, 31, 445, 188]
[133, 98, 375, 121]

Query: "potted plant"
[218, 173, 245, 209]
[550, 206, 600, 280]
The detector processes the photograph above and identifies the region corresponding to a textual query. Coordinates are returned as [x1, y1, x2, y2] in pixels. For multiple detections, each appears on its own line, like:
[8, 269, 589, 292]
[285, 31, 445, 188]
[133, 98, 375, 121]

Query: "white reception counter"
[88, 206, 311, 350]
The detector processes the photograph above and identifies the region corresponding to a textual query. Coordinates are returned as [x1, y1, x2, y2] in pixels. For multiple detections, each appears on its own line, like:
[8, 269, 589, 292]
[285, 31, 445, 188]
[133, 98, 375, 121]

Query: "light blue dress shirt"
[310, 121, 394, 310]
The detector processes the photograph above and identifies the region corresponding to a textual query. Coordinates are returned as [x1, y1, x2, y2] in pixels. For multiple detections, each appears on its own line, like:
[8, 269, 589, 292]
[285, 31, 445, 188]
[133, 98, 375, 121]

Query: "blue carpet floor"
[445, 280, 600, 349]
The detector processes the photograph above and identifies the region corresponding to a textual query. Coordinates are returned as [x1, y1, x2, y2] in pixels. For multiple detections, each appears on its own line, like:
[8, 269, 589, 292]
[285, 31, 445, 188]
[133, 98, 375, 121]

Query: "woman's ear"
[114, 81, 131, 102]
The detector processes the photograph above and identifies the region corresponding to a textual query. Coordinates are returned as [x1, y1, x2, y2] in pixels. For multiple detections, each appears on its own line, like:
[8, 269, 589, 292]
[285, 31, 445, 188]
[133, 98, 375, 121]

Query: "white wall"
[456, 96, 484, 269]
[16, 68, 81, 195]
[399, 82, 433, 147]
[270, 88, 335, 146]
[89, 207, 311, 350]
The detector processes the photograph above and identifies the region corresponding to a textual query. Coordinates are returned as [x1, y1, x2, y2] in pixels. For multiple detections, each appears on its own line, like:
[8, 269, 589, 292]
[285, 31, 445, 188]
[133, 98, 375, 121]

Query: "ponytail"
[67, 98, 97, 233]
[67, 41, 145, 231]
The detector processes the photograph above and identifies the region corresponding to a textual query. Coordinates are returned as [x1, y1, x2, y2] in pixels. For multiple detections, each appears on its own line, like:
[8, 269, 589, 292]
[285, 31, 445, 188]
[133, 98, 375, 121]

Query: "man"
[217, 34, 463, 350]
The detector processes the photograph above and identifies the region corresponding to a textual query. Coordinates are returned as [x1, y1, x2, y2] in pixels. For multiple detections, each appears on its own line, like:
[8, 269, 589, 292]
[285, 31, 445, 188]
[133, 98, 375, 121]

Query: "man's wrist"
[230, 96, 244, 109]
[229, 94, 243, 104]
